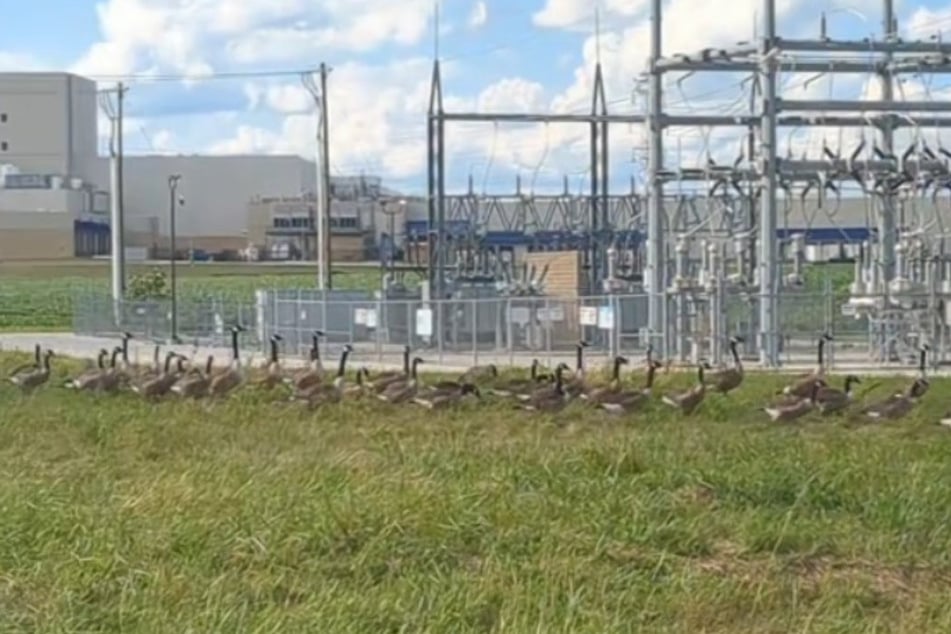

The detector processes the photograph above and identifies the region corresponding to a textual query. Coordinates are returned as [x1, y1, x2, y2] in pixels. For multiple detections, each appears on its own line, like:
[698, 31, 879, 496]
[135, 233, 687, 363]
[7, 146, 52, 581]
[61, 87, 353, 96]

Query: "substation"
[385, 0, 951, 369]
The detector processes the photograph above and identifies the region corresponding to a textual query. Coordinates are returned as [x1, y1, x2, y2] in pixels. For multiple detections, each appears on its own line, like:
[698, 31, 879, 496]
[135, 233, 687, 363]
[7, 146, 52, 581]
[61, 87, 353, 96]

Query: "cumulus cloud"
[468, 1, 488, 29]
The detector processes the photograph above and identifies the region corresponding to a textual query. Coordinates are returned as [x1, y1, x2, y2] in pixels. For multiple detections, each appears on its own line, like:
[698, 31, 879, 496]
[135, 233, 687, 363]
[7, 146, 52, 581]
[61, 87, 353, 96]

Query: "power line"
[88, 68, 318, 83]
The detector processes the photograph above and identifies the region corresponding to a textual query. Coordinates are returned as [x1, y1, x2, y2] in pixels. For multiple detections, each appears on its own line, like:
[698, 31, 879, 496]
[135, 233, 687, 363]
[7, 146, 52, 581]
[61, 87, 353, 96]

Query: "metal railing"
[67, 284, 947, 370]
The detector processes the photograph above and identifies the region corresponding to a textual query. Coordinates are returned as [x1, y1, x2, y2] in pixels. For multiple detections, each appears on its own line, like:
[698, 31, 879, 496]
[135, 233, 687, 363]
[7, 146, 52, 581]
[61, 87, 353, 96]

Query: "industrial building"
[0, 71, 415, 262]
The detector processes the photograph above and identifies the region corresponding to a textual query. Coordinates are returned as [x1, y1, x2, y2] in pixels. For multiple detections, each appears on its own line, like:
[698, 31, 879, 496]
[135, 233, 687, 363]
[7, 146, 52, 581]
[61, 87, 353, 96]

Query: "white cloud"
[468, 1, 488, 29]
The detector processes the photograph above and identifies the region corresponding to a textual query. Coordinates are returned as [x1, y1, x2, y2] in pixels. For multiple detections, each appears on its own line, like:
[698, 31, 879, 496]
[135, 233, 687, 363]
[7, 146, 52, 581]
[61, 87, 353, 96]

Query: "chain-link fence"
[68, 283, 947, 370]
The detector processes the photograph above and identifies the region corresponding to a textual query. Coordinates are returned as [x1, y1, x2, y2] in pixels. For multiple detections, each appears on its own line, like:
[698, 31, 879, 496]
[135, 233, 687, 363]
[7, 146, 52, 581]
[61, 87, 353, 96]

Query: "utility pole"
[302, 65, 333, 290]
[168, 175, 183, 343]
[98, 83, 129, 317]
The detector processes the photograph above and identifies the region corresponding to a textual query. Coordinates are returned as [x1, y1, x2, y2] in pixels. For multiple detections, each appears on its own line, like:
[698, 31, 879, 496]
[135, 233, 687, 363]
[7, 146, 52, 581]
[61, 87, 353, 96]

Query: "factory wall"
[0, 209, 75, 260]
[0, 73, 98, 180]
[85, 154, 317, 251]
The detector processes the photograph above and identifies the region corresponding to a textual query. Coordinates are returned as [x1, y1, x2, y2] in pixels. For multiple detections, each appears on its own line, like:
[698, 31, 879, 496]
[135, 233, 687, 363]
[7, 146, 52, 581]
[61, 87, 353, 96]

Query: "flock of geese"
[2, 329, 939, 423]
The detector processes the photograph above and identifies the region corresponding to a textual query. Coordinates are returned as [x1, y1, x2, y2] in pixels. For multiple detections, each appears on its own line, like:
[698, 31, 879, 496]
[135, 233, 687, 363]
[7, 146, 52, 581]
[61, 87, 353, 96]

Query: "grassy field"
[2, 350, 951, 631]
[0, 260, 419, 331]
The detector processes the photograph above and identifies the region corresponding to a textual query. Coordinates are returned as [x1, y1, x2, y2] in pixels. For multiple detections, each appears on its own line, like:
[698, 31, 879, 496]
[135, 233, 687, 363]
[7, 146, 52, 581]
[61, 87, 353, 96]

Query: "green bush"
[127, 269, 171, 300]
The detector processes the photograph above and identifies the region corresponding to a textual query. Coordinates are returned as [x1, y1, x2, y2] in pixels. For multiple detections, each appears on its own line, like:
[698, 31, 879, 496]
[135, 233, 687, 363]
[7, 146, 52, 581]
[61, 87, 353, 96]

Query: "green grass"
[0, 261, 418, 331]
[2, 352, 951, 632]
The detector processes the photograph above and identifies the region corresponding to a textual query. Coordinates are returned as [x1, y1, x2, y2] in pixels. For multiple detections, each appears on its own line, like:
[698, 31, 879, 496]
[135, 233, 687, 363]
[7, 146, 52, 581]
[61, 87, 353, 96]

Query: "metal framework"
[427, 0, 951, 366]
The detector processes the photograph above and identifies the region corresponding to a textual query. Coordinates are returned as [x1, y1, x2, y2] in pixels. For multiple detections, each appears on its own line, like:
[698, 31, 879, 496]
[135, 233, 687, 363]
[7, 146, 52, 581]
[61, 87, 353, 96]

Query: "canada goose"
[131, 352, 183, 400]
[7, 343, 42, 377]
[343, 367, 371, 398]
[208, 325, 247, 397]
[253, 334, 285, 389]
[412, 383, 481, 410]
[460, 364, 498, 383]
[782, 334, 833, 398]
[170, 355, 215, 398]
[598, 360, 662, 414]
[285, 331, 326, 391]
[378, 357, 424, 404]
[488, 359, 551, 398]
[662, 363, 707, 415]
[119, 332, 134, 370]
[865, 378, 927, 421]
[583, 356, 629, 404]
[563, 341, 590, 397]
[707, 336, 745, 394]
[764, 381, 822, 422]
[95, 347, 126, 393]
[914, 344, 930, 398]
[295, 345, 354, 408]
[815, 375, 861, 415]
[9, 349, 53, 392]
[63, 348, 110, 391]
[369, 345, 411, 393]
[519, 363, 570, 412]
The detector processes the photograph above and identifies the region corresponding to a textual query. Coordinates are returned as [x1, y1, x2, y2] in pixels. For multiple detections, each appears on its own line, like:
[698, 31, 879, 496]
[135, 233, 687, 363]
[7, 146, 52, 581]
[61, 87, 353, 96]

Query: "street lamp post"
[168, 175, 183, 343]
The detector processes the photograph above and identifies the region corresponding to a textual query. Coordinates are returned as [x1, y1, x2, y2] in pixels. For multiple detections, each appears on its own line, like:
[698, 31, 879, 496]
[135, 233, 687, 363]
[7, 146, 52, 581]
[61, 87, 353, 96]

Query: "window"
[1, 142, 7, 151]
[1, 113, 7, 123]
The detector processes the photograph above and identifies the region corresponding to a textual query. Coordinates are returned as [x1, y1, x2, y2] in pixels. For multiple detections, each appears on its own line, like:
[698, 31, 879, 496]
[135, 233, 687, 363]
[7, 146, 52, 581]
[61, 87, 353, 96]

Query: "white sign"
[354, 308, 368, 325]
[416, 308, 433, 337]
[544, 306, 565, 322]
[598, 306, 615, 330]
[365, 309, 378, 329]
[510, 307, 531, 325]
[579, 306, 598, 326]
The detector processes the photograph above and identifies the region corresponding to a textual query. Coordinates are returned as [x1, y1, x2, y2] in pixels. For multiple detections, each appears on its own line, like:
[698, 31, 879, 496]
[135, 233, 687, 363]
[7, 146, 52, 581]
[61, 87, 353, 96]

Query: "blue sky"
[4, 0, 951, 193]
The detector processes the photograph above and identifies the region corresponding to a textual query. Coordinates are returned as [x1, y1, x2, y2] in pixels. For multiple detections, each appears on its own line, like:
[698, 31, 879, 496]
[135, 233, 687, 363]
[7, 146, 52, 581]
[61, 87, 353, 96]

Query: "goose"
[208, 325, 247, 398]
[662, 363, 707, 415]
[131, 352, 184, 400]
[582, 355, 629, 404]
[378, 357, 424, 404]
[865, 378, 927, 421]
[914, 344, 930, 398]
[9, 349, 53, 393]
[295, 345, 354, 408]
[815, 375, 861, 415]
[95, 347, 127, 393]
[764, 381, 822, 422]
[343, 367, 371, 398]
[369, 345, 412, 393]
[563, 341, 590, 398]
[253, 334, 285, 389]
[460, 364, 499, 383]
[782, 334, 833, 398]
[488, 360, 551, 398]
[170, 355, 215, 399]
[516, 362, 571, 403]
[285, 333, 325, 393]
[519, 363, 570, 413]
[63, 348, 109, 391]
[707, 336, 745, 394]
[598, 360, 662, 414]
[412, 383, 481, 410]
[7, 343, 41, 377]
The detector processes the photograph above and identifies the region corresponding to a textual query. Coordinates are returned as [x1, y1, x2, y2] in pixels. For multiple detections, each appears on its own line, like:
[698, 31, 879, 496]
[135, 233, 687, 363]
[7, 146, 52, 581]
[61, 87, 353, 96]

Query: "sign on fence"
[579, 306, 598, 326]
[416, 308, 433, 337]
[598, 306, 614, 330]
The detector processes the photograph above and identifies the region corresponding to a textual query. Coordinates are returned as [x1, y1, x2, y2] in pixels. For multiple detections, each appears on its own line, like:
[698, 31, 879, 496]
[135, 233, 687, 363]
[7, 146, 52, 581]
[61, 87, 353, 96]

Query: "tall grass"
[1, 351, 950, 631]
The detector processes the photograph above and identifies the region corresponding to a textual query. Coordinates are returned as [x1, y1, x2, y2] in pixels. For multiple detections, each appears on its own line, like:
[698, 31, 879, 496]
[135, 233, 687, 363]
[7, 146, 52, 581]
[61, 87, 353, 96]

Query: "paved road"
[0, 332, 935, 377]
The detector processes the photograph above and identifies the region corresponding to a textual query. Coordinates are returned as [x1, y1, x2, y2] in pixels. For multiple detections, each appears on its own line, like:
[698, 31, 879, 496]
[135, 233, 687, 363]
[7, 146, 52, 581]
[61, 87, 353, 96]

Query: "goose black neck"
[163, 352, 176, 373]
[34, 344, 41, 364]
[43, 351, 52, 370]
[337, 348, 351, 377]
[920, 349, 927, 374]
[231, 330, 240, 361]
[97, 350, 107, 369]
[402, 348, 410, 373]
[645, 364, 657, 389]
[817, 338, 826, 366]
[575, 345, 584, 371]
[122, 338, 130, 362]
[697, 365, 705, 383]
[730, 340, 741, 367]
[554, 365, 565, 393]
[411, 358, 422, 379]
[270, 339, 279, 364]
[612, 357, 624, 381]
[530, 360, 539, 379]
[111, 348, 121, 368]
